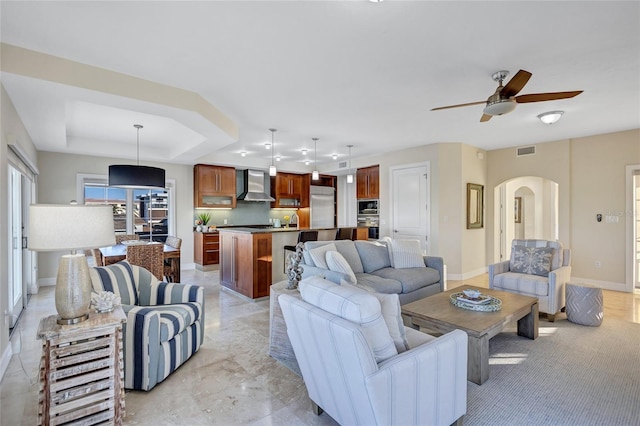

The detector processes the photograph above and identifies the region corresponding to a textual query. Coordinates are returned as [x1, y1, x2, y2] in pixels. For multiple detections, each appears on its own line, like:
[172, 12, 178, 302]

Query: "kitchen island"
[218, 227, 366, 300]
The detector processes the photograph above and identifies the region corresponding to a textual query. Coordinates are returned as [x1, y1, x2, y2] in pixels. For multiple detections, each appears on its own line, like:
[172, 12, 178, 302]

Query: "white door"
[391, 164, 429, 253]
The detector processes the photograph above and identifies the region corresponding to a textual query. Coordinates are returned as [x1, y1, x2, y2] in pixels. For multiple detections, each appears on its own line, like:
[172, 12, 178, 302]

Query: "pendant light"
[269, 128, 277, 176]
[312, 137, 319, 180]
[108, 124, 166, 188]
[346, 144, 354, 184]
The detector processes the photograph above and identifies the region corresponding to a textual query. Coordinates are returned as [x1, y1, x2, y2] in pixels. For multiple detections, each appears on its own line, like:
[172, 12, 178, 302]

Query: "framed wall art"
[466, 183, 484, 229]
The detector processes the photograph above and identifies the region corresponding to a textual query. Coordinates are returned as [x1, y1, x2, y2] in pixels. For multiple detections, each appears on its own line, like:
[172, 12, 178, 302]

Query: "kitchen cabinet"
[194, 164, 237, 208]
[220, 231, 272, 299]
[194, 232, 219, 270]
[271, 172, 309, 208]
[357, 165, 380, 199]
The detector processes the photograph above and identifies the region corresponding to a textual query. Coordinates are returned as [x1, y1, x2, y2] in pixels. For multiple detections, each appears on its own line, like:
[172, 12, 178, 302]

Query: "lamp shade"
[483, 99, 517, 116]
[29, 204, 116, 251]
[108, 165, 166, 189]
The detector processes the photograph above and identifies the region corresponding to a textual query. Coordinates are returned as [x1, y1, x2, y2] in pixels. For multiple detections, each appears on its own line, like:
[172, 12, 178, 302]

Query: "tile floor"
[1, 270, 638, 425]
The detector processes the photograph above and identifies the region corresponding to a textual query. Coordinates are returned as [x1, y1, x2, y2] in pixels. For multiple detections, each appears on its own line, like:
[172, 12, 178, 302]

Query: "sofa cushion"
[371, 266, 440, 294]
[355, 240, 392, 273]
[355, 273, 403, 294]
[388, 239, 426, 269]
[510, 246, 554, 277]
[299, 276, 398, 363]
[155, 302, 202, 342]
[326, 251, 357, 285]
[308, 243, 337, 269]
[90, 260, 138, 305]
[492, 272, 550, 296]
[304, 240, 364, 273]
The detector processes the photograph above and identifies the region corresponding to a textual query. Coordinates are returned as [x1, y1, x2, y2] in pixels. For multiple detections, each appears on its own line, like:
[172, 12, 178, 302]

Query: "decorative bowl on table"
[462, 289, 482, 299]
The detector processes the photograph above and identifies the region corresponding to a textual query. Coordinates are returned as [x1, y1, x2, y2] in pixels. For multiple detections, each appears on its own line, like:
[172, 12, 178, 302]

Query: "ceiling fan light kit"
[538, 110, 564, 124]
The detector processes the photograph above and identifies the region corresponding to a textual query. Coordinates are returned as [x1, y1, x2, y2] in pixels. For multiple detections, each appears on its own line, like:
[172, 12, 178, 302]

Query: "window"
[79, 174, 174, 243]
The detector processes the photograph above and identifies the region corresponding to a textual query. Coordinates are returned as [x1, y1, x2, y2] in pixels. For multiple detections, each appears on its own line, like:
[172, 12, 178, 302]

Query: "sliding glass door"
[7, 165, 34, 328]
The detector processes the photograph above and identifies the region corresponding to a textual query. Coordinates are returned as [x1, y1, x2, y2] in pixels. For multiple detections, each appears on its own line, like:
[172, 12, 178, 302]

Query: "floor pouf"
[565, 282, 604, 326]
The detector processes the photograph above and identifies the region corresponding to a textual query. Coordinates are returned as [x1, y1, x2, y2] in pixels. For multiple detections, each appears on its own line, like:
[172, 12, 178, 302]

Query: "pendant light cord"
[134, 124, 143, 165]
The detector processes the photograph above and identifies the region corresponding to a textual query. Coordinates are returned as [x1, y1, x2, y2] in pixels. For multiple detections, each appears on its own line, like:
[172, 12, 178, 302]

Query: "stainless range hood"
[237, 169, 275, 202]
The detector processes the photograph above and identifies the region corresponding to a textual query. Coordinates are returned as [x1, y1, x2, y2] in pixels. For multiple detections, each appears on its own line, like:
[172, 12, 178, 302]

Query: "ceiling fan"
[431, 70, 583, 122]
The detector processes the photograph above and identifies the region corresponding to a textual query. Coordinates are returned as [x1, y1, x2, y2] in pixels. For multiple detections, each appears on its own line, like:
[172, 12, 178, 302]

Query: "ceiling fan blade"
[501, 69, 533, 98]
[480, 113, 492, 122]
[515, 91, 583, 103]
[431, 101, 486, 111]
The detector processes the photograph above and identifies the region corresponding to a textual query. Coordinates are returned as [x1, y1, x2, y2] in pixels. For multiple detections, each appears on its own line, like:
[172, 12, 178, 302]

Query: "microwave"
[358, 199, 379, 215]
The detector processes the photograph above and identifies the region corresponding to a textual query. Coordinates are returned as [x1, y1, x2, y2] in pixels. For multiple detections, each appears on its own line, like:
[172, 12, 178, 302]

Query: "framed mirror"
[466, 183, 484, 229]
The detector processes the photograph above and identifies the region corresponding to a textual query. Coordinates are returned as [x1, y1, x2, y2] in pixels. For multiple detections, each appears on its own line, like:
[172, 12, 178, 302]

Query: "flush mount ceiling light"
[347, 144, 354, 184]
[332, 154, 338, 160]
[268, 128, 277, 176]
[108, 124, 166, 189]
[241, 151, 247, 157]
[265, 142, 271, 149]
[305, 160, 310, 166]
[537, 110, 564, 124]
[312, 138, 320, 180]
[276, 155, 281, 162]
[301, 148, 308, 155]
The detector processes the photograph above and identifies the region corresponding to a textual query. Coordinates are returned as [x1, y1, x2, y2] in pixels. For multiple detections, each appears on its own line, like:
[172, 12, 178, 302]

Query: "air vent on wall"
[338, 161, 348, 168]
[516, 146, 536, 156]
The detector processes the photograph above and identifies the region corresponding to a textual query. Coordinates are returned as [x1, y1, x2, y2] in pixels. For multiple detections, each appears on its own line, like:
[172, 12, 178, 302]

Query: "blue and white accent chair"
[279, 276, 468, 426]
[90, 261, 204, 391]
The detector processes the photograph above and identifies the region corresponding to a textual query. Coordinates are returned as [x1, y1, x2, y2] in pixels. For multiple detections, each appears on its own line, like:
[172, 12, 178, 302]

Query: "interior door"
[391, 164, 429, 253]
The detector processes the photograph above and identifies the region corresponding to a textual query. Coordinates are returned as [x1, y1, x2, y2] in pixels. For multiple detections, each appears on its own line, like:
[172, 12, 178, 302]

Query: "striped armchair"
[90, 261, 204, 391]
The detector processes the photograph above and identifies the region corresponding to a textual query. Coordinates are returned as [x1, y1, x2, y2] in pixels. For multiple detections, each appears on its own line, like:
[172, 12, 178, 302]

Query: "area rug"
[464, 317, 640, 425]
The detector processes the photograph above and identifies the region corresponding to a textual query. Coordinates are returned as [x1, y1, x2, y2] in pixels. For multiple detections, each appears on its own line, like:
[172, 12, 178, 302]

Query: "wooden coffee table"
[402, 285, 538, 385]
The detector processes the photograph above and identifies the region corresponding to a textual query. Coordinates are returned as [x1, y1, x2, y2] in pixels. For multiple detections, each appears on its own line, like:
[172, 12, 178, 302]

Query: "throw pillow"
[355, 240, 392, 273]
[510, 246, 554, 277]
[308, 243, 337, 269]
[326, 251, 357, 285]
[299, 276, 398, 363]
[389, 239, 426, 269]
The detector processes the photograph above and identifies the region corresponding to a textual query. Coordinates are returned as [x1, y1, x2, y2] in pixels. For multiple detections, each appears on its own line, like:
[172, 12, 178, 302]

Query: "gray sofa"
[300, 240, 444, 305]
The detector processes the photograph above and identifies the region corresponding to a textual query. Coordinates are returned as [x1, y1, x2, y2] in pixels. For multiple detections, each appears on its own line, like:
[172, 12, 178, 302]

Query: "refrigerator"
[310, 185, 335, 228]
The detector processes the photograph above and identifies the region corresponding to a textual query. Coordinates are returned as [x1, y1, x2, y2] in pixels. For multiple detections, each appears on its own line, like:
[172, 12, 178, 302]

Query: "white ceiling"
[1, 1, 639, 172]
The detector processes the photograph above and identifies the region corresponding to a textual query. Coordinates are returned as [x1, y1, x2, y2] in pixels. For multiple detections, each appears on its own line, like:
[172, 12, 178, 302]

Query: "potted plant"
[196, 212, 211, 231]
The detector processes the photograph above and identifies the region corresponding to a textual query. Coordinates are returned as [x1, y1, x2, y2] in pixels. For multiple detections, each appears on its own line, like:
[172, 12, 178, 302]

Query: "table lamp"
[28, 204, 115, 324]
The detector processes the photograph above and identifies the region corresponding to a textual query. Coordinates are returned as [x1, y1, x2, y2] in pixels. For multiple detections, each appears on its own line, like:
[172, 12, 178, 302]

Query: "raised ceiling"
[1, 1, 639, 172]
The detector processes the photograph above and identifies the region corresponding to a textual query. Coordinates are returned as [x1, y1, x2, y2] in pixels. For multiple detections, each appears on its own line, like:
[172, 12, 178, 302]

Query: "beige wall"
[461, 144, 487, 278]
[570, 130, 640, 287]
[36, 151, 194, 279]
[487, 129, 640, 289]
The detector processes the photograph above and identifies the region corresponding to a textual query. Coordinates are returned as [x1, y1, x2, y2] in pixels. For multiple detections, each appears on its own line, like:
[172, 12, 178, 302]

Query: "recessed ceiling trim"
[0, 42, 238, 140]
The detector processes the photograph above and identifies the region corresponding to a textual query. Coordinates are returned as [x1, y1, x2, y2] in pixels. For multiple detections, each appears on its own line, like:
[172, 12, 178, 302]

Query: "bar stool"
[336, 227, 356, 240]
[284, 230, 318, 271]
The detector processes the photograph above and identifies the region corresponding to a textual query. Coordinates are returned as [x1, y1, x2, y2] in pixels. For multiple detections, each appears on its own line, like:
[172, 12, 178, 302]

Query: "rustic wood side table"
[37, 307, 126, 425]
[269, 280, 302, 375]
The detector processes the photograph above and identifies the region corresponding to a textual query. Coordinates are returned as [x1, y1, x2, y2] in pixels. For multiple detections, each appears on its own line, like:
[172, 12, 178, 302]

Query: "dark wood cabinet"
[194, 164, 237, 208]
[194, 232, 219, 269]
[357, 165, 380, 199]
[271, 172, 309, 208]
[220, 231, 272, 299]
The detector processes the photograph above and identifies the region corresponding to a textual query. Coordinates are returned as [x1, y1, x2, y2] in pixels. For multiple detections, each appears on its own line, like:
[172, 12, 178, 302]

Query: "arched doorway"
[493, 176, 559, 263]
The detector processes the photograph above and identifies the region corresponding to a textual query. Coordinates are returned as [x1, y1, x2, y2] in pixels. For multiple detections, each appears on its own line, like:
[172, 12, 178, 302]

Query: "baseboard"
[39, 277, 56, 287]
[447, 267, 487, 282]
[570, 276, 628, 292]
[0, 343, 13, 381]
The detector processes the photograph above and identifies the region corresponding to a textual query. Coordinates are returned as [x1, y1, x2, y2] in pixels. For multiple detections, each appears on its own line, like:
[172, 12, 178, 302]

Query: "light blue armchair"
[90, 261, 204, 390]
